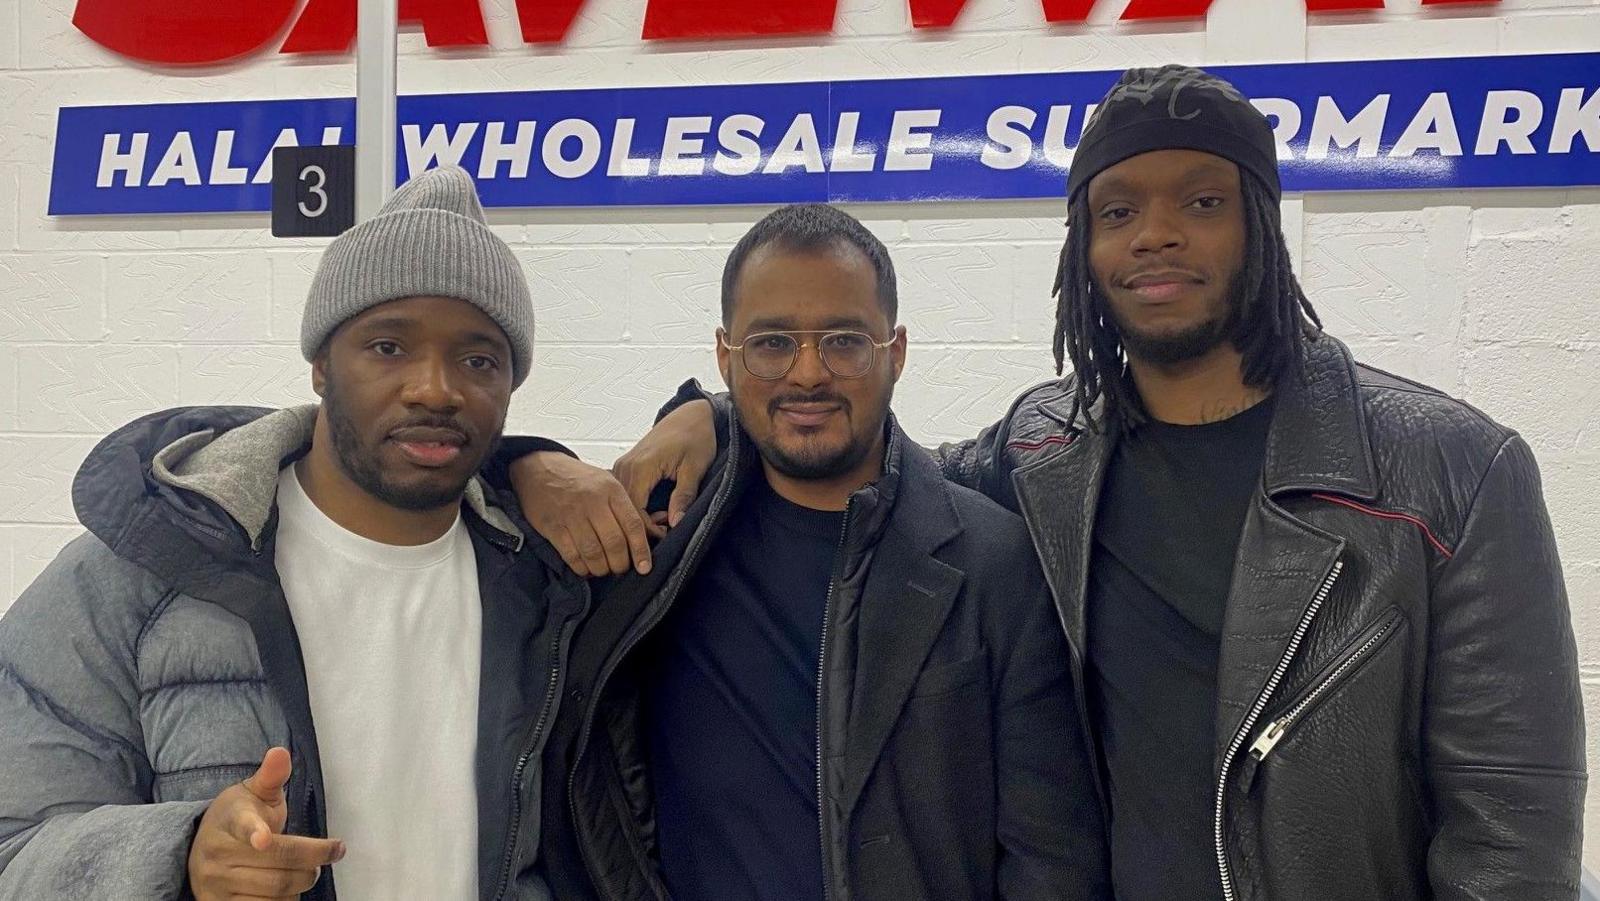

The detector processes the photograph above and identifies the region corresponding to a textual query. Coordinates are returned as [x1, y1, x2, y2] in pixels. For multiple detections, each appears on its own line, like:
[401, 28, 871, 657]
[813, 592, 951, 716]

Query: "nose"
[787, 338, 832, 389]
[399, 351, 465, 412]
[1130, 204, 1186, 257]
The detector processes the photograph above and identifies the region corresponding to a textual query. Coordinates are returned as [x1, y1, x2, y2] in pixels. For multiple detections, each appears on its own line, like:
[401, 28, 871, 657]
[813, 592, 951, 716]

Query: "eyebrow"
[744, 315, 874, 332]
[1092, 162, 1237, 199]
[354, 318, 509, 353]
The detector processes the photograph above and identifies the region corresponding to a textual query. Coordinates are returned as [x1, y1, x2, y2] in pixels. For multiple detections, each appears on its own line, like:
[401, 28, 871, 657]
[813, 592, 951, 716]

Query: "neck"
[294, 416, 460, 546]
[1127, 343, 1269, 425]
[761, 432, 886, 513]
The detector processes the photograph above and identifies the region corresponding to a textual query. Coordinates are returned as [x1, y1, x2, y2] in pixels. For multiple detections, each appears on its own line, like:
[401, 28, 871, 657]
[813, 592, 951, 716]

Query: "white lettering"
[402, 122, 480, 174]
[1476, 91, 1543, 155]
[148, 131, 202, 187]
[322, 127, 343, 145]
[542, 119, 602, 179]
[885, 109, 941, 172]
[1042, 105, 1074, 168]
[660, 116, 713, 177]
[96, 133, 148, 188]
[252, 128, 302, 184]
[714, 115, 765, 176]
[1550, 87, 1600, 154]
[763, 113, 825, 175]
[608, 119, 651, 177]
[208, 130, 250, 185]
[478, 121, 537, 180]
[1392, 93, 1462, 158]
[982, 106, 1036, 170]
[1307, 94, 1390, 160]
[1251, 98, 1302, 160]
[830, 111, 877, 173]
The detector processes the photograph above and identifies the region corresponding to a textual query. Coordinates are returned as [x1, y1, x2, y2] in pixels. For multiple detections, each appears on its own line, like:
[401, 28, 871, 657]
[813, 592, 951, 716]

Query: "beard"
[1100, 269, 1245, 366]
[322, 374, 501, 512]
[741, 383, 892, 481]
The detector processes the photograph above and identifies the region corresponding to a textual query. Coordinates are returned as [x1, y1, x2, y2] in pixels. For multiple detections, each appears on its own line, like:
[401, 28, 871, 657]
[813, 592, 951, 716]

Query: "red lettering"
[281, 0, 487, 55]
[72, 0, 297, 64]
[1305, 0, 1382, 9]
[1121, 0, 1215, 17]
[516, 0, 589, 42]
[642, 0, 837, 40]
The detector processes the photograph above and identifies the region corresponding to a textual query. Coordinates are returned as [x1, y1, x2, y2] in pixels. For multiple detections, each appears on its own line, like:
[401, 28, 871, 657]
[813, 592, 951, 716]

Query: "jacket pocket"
[910, 652, 987, 699]
[1247, 607, 1406, 771]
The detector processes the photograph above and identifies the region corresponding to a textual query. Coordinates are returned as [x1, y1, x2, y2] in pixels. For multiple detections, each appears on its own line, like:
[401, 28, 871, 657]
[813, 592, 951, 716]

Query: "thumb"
[667, 475, 702, 528]
[242, 746, 292, 807]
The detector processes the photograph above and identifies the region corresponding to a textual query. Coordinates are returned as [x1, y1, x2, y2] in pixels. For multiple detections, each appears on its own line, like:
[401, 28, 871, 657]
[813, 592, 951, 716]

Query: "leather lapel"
[1009, 423, 1113, 658]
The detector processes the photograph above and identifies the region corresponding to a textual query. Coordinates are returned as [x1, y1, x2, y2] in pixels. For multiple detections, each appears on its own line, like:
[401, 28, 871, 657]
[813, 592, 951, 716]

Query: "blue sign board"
[48, 52, 1600, 215]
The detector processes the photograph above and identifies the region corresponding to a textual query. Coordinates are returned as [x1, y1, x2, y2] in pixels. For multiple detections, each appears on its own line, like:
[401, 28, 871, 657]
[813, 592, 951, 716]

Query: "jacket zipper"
[490, 624, 569, 901]
[815, 502, 853, 901]
[570, 431, 743, 901]
[1214, 558, 1343, 901]
[1247, 608, 1402, 764]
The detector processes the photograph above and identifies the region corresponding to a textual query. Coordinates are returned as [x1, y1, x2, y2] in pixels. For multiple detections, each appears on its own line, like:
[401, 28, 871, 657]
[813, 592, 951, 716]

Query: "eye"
[464, 355, 500, 372]
[1191, 195, 1225, 210]
[1099, 205, 1134, 223]
[823, 333, 869, 350]
[369, 340, 402, 356]
[753, 335, 792, 351]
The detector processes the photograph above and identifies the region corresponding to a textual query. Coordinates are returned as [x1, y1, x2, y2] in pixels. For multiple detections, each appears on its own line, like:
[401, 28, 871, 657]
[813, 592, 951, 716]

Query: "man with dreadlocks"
[502, 65, 1584, 901]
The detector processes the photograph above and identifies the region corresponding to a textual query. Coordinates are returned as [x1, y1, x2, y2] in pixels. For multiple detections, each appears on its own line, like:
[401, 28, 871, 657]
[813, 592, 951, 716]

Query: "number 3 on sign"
[299, 165, 328, 218]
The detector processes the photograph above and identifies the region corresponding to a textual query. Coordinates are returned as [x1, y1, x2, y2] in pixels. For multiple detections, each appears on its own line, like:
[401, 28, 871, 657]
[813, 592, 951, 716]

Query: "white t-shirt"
[273, 465, 482, 901]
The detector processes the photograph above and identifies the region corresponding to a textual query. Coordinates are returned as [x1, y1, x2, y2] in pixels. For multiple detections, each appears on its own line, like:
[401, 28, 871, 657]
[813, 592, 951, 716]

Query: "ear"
[715, 327, 735, 391]
[311, 351, 329, 398]
[888, 325, 907, 383]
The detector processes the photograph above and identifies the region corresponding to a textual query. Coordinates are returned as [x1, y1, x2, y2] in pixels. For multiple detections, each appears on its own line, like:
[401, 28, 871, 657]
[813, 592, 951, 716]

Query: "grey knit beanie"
[301, 166, 535, 387]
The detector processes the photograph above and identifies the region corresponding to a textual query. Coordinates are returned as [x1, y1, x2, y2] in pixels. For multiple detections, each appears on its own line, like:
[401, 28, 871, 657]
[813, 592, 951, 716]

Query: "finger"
[257, 834, 347, 870]
[571, 522, 614, 578]
[606, 491, 654, 575]
[645, 511, 669, 540]
[667, 455, 711, 527]
[224, 805, 275, 850]
[216, 864, 323, 897]
[549, 526, 592, 578]
[614, 460, 661, 515]
[241, 747, 292, 806]
[593, 507, 635, 577]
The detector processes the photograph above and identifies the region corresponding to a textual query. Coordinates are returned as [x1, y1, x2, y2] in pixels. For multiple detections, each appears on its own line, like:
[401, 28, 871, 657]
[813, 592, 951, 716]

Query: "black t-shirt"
[1086, 398, 1274, 901]
[641, 475, 842, 901]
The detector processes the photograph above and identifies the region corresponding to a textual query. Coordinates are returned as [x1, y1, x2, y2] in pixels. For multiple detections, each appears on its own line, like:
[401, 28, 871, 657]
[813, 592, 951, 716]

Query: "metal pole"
[355, 0, 398, 222]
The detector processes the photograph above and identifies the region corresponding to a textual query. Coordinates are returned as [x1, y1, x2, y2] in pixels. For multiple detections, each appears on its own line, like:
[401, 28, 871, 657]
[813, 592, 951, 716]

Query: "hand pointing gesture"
[187, 747, 345, 901]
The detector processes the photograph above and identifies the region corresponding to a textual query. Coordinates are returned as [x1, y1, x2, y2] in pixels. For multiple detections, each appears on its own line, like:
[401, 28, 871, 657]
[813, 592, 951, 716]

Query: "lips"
[1123, 270, 1205, 302]
[388, 425, 467, 468]
[773, 400, 844, 428]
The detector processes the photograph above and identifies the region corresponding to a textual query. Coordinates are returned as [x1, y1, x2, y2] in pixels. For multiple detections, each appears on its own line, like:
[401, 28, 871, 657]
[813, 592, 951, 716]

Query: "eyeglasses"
[722, 330, 897, 380]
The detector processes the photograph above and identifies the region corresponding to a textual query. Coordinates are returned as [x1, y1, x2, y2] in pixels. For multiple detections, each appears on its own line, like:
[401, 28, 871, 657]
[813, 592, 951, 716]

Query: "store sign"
[71, 0, 1499, 65]
[48, 52, 1600, 216]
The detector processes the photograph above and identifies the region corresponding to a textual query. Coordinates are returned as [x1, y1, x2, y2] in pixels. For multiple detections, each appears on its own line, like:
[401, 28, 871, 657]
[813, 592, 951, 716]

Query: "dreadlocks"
[1049, 172, 1324, 434]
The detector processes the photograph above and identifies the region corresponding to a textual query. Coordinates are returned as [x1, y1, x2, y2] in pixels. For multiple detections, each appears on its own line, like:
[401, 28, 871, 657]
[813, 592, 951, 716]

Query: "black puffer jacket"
[938, 335, 1585, 901]
[539, 408, 1111, 901]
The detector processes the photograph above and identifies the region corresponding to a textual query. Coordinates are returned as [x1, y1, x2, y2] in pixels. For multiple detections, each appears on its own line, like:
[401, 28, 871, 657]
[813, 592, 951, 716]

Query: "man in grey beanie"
[0, 166, 585, 901]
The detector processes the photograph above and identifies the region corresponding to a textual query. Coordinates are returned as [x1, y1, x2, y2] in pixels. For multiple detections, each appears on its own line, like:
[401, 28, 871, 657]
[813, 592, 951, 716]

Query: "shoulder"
[940, 479, 1043, 578]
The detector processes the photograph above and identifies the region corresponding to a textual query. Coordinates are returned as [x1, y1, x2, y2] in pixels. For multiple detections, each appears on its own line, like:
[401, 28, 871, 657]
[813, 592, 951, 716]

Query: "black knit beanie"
[1067, 65, 1281, 202]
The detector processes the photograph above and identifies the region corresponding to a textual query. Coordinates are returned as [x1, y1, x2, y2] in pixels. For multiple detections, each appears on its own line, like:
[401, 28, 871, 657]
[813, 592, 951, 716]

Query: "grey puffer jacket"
[0, 405, 589, 901]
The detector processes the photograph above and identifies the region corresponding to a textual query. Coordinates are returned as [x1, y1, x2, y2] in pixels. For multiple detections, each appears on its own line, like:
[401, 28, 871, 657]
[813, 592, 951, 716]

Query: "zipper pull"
[1249, 718, 1288, 762]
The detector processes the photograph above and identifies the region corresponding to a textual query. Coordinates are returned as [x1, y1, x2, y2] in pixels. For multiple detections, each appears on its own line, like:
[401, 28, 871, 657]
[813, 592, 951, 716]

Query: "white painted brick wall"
[2, 0, 1599, 868]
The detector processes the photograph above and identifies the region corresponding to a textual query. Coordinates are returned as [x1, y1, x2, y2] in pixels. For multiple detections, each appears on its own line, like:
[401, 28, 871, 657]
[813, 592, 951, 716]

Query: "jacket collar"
[144, 404, 525, 551]
[1033, 334, 1377, 500]
[1260, 335, 1377, 500]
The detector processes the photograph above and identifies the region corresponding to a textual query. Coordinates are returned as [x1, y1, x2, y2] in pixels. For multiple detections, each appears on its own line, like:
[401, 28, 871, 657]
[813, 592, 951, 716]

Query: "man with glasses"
[531, 203, 1108, 901]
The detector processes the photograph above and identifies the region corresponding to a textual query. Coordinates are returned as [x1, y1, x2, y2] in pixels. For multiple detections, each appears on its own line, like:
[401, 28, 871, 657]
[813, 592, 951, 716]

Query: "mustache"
[385, 414, 472, 444]
[767, 391, 851, 416]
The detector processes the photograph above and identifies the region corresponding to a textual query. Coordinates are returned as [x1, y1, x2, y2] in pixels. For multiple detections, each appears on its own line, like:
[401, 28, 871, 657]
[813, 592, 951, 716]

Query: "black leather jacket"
[938, 335, 1585, 901]
[538, 410, 1110, 901]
